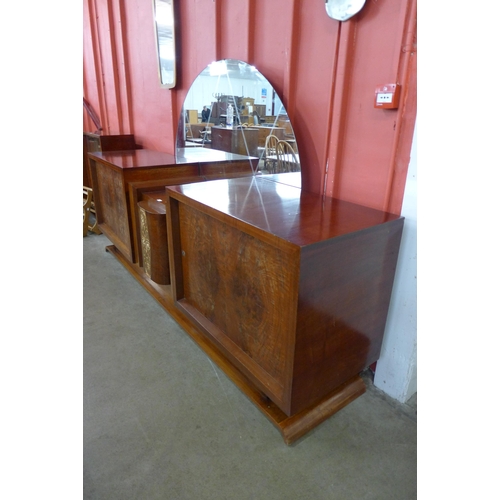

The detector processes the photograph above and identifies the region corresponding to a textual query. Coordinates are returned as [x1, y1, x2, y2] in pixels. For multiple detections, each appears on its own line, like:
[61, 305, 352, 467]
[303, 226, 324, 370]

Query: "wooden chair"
[264, 134, 279, 173]
[276, 140, 300, 173]
[83, 186, 101, 236]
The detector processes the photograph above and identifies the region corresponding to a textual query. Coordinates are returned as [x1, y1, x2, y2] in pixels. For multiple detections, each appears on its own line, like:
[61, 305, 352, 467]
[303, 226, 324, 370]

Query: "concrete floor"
[83, 232, 417, 500]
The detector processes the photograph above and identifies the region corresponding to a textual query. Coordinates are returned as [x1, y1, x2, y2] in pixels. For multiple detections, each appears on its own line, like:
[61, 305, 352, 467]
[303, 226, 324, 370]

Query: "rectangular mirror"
[153, 0, 176, 88]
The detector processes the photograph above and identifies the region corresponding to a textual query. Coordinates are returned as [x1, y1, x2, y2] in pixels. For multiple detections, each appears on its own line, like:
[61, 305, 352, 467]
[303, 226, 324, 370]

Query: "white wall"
[374, 120, 417, 403]
[183, 75, 274, 116]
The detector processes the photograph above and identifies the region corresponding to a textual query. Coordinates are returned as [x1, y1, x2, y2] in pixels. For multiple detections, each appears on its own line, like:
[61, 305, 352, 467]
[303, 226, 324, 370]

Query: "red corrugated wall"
[83, 0, 417, 214]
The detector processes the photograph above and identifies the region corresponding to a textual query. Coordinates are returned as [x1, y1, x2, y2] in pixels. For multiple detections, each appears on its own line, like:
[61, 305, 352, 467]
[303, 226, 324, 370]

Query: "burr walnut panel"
[94, 164, 132, 260]
[178, 203, 299, 402]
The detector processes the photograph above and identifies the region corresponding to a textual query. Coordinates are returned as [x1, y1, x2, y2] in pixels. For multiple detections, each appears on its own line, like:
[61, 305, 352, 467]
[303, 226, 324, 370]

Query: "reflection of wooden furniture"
[277, 116, 294, 138]
[276, 140, 300, 173]
[187, 110, 198, 124]
[89, 148, 257, 265]
[187, 123, 214, 139]
[254, 104, 266, 118]
[165, 175, 404, 444]
[176, 147, 258, 179]
[83, 133, 138, 188]
[264, 134, 279, 172]
[211, 126, 259, 157]
[284, 139, 297, 154]
[251, 126, 285, 147]
[241, 97, 254, 115]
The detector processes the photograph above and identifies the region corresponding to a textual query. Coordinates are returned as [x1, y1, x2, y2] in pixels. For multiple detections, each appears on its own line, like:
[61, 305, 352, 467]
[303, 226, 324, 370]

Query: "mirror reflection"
[176, 59, 300, 176]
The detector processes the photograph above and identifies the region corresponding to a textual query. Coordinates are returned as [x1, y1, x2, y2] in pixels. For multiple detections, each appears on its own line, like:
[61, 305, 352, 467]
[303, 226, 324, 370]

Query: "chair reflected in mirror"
[276, 140, 300, 173]
[264, 134, 279, 173]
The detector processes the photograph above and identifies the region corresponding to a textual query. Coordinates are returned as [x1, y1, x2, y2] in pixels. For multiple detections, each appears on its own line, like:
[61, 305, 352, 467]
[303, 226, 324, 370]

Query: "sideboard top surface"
[88, 147, 258, 171]
[88, 149, 177, 169]
[167, 175, 402, 246]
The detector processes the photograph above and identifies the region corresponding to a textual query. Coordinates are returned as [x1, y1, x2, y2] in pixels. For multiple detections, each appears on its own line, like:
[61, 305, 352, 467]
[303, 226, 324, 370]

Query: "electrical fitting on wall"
[374, 83, 401, 110]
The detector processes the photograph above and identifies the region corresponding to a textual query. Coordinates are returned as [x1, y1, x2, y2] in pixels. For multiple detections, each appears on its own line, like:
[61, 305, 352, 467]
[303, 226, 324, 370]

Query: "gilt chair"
[83, 186, 101, 237]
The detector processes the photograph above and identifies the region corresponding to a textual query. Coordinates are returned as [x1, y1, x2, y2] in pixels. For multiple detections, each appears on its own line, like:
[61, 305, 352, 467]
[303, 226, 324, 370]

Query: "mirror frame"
[153, 0, 176, 88]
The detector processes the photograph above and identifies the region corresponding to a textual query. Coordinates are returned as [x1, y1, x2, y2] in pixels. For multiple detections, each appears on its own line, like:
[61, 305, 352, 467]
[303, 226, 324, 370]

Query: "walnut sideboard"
[91, 165, 404, 444]
[88, 148, 258, 264]
[165, 175, 404, 443]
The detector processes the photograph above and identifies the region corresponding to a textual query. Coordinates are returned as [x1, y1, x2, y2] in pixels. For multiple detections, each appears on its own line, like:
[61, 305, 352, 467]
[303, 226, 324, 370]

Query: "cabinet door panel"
[177, 203, 299, 406]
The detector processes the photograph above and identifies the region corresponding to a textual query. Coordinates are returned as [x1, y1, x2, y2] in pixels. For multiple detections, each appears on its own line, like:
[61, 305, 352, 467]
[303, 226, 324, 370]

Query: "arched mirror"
[176, 59, 300, 182]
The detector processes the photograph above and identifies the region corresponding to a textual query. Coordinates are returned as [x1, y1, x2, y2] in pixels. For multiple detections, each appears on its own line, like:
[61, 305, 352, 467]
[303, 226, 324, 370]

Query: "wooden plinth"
[105, 244, 366, 444]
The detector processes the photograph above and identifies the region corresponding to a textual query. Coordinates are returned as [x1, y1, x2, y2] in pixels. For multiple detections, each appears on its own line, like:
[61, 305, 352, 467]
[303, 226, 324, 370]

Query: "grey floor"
[83, 232, 417, 500]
